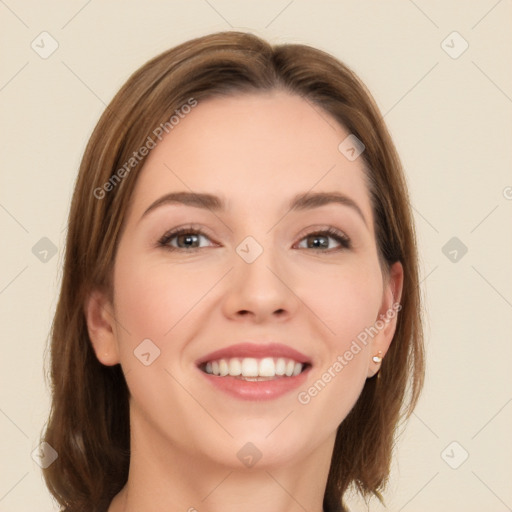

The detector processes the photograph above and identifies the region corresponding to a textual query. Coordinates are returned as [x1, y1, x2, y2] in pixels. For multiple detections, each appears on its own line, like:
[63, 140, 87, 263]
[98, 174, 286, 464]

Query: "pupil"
[310, 235, 327, 248]
[180, 234, 198, 247]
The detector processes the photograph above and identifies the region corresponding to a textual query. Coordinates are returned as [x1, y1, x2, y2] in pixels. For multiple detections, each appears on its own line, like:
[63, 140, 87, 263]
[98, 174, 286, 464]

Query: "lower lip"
[198, 366, 311, 401]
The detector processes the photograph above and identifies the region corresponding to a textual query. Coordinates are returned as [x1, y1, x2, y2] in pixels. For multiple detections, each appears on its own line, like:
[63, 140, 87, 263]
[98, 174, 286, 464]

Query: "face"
[87, 91, 402, 470]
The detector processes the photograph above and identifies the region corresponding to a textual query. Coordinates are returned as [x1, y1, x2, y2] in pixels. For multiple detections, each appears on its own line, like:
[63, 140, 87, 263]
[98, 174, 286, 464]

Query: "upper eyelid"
[159, 225, 216, 242]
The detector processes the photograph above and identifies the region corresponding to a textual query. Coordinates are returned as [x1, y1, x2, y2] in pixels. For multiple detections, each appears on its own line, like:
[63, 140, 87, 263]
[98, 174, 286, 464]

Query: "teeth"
[275, 358, 286, 376]
[203, 357, 304, 378]
[259, 357, 275, 377]
[241, 358, 259, 377]
[228, 358, 242, 376]
[219, 359, 229, 377]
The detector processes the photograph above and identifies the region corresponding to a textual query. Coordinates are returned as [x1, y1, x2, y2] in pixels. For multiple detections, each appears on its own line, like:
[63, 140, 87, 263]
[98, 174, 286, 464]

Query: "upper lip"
[196, 342, 312, 366]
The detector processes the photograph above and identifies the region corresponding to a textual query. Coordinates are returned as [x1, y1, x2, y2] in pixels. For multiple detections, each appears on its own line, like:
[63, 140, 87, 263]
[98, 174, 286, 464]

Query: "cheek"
[113, 252, 209, 343]
[295, 264, 381, 425]
[300, 256, 383, 346]
[111, 255, 207, 422]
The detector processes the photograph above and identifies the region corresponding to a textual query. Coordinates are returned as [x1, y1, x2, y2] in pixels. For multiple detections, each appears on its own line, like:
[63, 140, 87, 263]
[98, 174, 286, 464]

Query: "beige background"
[1, 1, 511, 510]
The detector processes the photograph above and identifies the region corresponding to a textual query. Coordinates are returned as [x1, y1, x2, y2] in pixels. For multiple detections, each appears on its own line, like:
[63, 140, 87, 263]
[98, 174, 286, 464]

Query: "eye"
[158, 225, 216, 251]
[157, 225, 351, 252]
[295, 227, 351, 251]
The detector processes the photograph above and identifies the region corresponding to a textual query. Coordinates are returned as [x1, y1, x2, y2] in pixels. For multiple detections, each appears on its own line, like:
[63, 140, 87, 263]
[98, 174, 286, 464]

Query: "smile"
[196, 342, 312, 400]
[200, 357, 308, 380]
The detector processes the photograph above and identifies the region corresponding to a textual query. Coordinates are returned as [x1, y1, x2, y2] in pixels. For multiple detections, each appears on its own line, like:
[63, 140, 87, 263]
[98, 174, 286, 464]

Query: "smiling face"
[85, 90, 403, 471]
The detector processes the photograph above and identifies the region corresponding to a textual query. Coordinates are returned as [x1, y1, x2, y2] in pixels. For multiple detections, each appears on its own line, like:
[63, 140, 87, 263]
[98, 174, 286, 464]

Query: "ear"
[84, 289, 121, 366]
[367, 261, 404, 377]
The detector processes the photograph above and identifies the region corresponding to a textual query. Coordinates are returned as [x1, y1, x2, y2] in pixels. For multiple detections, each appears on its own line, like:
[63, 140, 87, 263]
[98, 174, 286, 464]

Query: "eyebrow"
[141, 190, 368, 227]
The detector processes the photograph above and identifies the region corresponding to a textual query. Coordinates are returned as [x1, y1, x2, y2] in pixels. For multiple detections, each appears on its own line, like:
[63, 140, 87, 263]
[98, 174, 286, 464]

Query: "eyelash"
[157, 224, 352, 253]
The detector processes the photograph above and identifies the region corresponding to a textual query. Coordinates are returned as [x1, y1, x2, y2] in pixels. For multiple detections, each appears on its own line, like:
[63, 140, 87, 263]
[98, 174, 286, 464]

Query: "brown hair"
[42, 31, 424, 512]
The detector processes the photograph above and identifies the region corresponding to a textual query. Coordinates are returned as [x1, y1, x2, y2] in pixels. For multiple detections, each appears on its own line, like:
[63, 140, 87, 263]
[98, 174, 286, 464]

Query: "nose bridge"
[235, 233, 283, 291]
[223, 232, 295, 319]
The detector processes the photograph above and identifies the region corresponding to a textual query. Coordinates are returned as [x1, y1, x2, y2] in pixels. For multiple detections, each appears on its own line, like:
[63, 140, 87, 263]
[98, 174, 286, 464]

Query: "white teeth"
[259, 357, 276, 377]
[275, 358, 286, 375]
[241, 357, 259, 377]
[228, 358, 242, 376]
[219, 359, 229, 376]
[203, 357, 305, 378]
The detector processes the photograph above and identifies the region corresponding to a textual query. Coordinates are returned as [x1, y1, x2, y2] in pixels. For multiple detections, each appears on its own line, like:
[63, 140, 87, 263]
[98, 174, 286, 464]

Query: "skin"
[85, 90, 403, 512]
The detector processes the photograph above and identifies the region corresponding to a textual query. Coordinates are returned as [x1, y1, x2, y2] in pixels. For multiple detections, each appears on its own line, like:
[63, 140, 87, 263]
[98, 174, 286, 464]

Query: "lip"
[195, 342, 313, 401]
[195, 342, 312, 366]
[198, 365, 312, 401]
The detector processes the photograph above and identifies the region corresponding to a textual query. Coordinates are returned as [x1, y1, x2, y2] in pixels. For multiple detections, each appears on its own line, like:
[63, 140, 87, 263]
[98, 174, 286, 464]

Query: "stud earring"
[372, 351, 382, 363]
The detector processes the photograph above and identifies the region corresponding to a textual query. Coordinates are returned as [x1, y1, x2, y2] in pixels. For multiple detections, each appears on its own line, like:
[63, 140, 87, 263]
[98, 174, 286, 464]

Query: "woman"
[41, 31, 424, 512]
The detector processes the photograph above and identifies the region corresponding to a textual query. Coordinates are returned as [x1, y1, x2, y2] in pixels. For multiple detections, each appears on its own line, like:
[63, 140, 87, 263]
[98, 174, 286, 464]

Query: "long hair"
[42, 31, 424, 512]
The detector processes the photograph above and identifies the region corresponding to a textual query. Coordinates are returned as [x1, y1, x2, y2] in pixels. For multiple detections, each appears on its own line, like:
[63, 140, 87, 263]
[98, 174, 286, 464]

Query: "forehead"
[128, 91, 373, 224]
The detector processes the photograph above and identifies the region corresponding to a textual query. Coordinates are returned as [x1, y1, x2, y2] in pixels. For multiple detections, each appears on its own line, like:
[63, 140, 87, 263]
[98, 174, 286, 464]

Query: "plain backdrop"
[1, 1, 511, 510]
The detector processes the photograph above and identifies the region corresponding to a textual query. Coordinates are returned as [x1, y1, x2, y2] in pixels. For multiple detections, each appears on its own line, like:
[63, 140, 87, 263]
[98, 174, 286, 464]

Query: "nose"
[221, 240, 299, 324]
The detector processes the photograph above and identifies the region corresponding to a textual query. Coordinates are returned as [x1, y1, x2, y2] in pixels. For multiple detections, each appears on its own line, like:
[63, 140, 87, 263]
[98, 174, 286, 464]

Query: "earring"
[372, 351, 382, 363]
